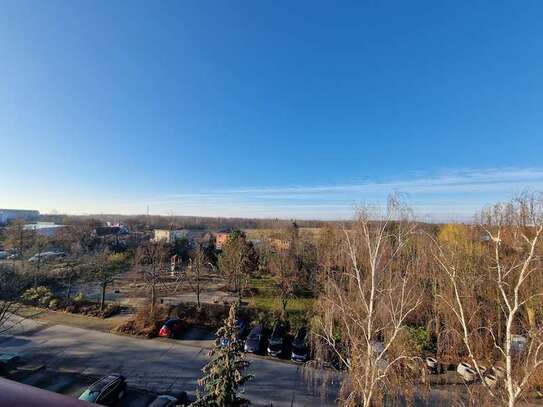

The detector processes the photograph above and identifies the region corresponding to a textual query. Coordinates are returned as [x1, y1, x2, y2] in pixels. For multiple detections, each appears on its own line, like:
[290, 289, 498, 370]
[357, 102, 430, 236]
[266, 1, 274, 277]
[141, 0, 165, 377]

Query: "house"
[214, 231, 230, 250]
[270, 238, 291, 252]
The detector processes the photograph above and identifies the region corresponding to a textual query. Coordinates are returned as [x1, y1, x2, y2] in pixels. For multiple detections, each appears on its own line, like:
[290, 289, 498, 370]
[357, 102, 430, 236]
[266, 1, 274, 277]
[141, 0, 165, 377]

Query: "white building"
[0, 209, 40, 225]
[153, 229, 188, 243]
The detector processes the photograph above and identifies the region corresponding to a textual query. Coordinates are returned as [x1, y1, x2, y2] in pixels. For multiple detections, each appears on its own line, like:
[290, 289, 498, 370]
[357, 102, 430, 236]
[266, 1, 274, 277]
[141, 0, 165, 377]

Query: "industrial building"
[0, 209, 40, 225]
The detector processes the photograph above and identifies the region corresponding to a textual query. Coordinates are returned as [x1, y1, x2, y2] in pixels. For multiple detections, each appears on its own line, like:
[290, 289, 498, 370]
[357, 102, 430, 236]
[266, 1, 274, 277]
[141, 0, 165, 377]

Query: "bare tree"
[0, 265, 27, 334]
[185, 247, 212, 309]
[29, 233, 48, 287]
[218, 231, 257, 303]
[269, 251, 297, 313]
[136, 241, 169, 313]
[4, 220, 32, 268]
[90, 249, 128, 311]
[434, 194, 543, 407]
[313, 198, 422, 406]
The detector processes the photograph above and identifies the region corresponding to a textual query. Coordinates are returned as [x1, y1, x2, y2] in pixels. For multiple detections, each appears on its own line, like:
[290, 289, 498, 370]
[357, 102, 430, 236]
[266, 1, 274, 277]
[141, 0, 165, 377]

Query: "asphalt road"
[0, 317, 338, 406]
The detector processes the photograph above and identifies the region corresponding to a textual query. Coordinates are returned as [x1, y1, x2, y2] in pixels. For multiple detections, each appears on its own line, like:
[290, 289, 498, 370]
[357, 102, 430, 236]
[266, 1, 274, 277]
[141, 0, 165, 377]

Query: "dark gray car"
[244, 325, 265, 354]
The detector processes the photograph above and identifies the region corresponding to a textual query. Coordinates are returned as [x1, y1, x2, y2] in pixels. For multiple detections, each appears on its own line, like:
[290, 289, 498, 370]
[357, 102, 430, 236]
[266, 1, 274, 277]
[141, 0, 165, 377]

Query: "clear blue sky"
[1, 1, 543, 220]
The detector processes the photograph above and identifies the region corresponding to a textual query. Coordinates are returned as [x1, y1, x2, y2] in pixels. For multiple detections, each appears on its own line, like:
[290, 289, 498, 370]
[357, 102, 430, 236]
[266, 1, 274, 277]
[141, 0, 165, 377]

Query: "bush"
[405, 326, 433, 354]
[174, 302, 237, 329]
[48, 298, 60, 310]
[65, 305, 77, 313]
[102, 303, 121, 318]
[21, 286, 56, 307]
[114, 303, 170, 338]
[73, 292, 85, 303]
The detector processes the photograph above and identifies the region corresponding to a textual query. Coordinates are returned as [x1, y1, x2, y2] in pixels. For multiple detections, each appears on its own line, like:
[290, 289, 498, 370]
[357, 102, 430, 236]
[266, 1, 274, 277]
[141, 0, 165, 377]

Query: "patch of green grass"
[248, 275, 275, 295]
[253, 297, 314, 312]
[248, 296, 314, 329]
[247, 275, 315, 330]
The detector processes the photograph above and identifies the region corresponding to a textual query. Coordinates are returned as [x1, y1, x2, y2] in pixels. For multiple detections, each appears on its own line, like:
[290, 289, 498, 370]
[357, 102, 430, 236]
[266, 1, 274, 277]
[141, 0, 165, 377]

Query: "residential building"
[214, 231, 230, 250]
[153, 229, 188, 243]
[270, 238, 291, 252]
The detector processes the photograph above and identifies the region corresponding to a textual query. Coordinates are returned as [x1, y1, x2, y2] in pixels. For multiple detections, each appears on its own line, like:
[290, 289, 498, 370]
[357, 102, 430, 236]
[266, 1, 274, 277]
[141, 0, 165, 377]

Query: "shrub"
[73, 292, 85, 303]
[114, 303, 170, 338]
[102, 303, 121, 318]
[405, 326, 432, 354]
[21, 286, 56, 307]
[48, 298, 60, 310]
[65, 305, 77, 313]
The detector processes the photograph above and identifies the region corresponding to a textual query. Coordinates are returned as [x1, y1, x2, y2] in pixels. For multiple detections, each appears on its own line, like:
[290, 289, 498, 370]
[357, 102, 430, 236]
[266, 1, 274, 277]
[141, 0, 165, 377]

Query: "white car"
[28, 251, 65, 263]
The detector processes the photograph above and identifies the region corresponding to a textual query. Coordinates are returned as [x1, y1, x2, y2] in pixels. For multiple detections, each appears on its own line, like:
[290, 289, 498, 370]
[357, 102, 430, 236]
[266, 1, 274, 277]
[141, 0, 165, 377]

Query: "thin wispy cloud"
[145, 168, 543, 221]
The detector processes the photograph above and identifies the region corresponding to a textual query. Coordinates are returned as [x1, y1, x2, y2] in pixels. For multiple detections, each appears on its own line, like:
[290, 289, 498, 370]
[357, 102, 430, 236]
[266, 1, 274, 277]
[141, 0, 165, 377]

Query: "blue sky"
[1, 1, 543, 221]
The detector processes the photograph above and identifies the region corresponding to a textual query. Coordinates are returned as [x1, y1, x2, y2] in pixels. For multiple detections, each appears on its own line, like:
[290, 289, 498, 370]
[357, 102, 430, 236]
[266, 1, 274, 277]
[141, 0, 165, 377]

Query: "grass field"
[246, 276, 315, 329]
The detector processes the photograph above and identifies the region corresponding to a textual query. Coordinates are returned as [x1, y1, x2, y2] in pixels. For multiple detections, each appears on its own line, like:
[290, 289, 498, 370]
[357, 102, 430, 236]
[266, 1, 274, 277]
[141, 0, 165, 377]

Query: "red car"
[159, 319, 184, 339]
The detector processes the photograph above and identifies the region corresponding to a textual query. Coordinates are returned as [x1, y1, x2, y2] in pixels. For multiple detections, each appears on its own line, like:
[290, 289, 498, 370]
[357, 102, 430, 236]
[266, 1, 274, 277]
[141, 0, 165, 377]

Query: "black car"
[78, 373, 126, 405]
[267, 322, 286, 357]
[244, 325, 266, 354]
[148, 392, 188, 407]
[291, 327, 309, 362]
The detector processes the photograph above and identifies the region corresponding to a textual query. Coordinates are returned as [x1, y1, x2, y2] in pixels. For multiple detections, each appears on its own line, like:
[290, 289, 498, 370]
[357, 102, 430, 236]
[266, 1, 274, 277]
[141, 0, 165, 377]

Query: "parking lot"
[0, 317, 339, 406]
[13, 367, 157, 406]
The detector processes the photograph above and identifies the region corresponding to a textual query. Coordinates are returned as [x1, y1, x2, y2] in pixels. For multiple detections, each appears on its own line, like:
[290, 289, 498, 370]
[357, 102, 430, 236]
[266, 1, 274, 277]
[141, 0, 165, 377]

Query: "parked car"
[148, 392, 188, 407]
[244, 325, 266, 354]
[425, 357, 438, 373]
[0, 251, 8, 260]
[28, 251, 65, 263]
[159, 319, 184, 339]
[218, 319, 248, 347]
[267, 322, 286, 357]
[457, 362, 476, 382]
[7, 253, 19, 260]
[78, 373, 126, 405]
[291, 327, 309, 362]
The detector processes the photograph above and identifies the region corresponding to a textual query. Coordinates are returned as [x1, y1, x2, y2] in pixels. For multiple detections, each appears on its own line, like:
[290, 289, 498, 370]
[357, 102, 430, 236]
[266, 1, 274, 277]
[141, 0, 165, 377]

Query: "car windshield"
[292, 343, 307, 352]
[78, 389, 100, 401]
[248, 327, 261, 339]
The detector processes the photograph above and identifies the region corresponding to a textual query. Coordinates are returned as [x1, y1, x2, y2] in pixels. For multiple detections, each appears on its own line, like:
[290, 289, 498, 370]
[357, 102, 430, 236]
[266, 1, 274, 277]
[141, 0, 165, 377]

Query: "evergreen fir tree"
[191, 303, 252, 407]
